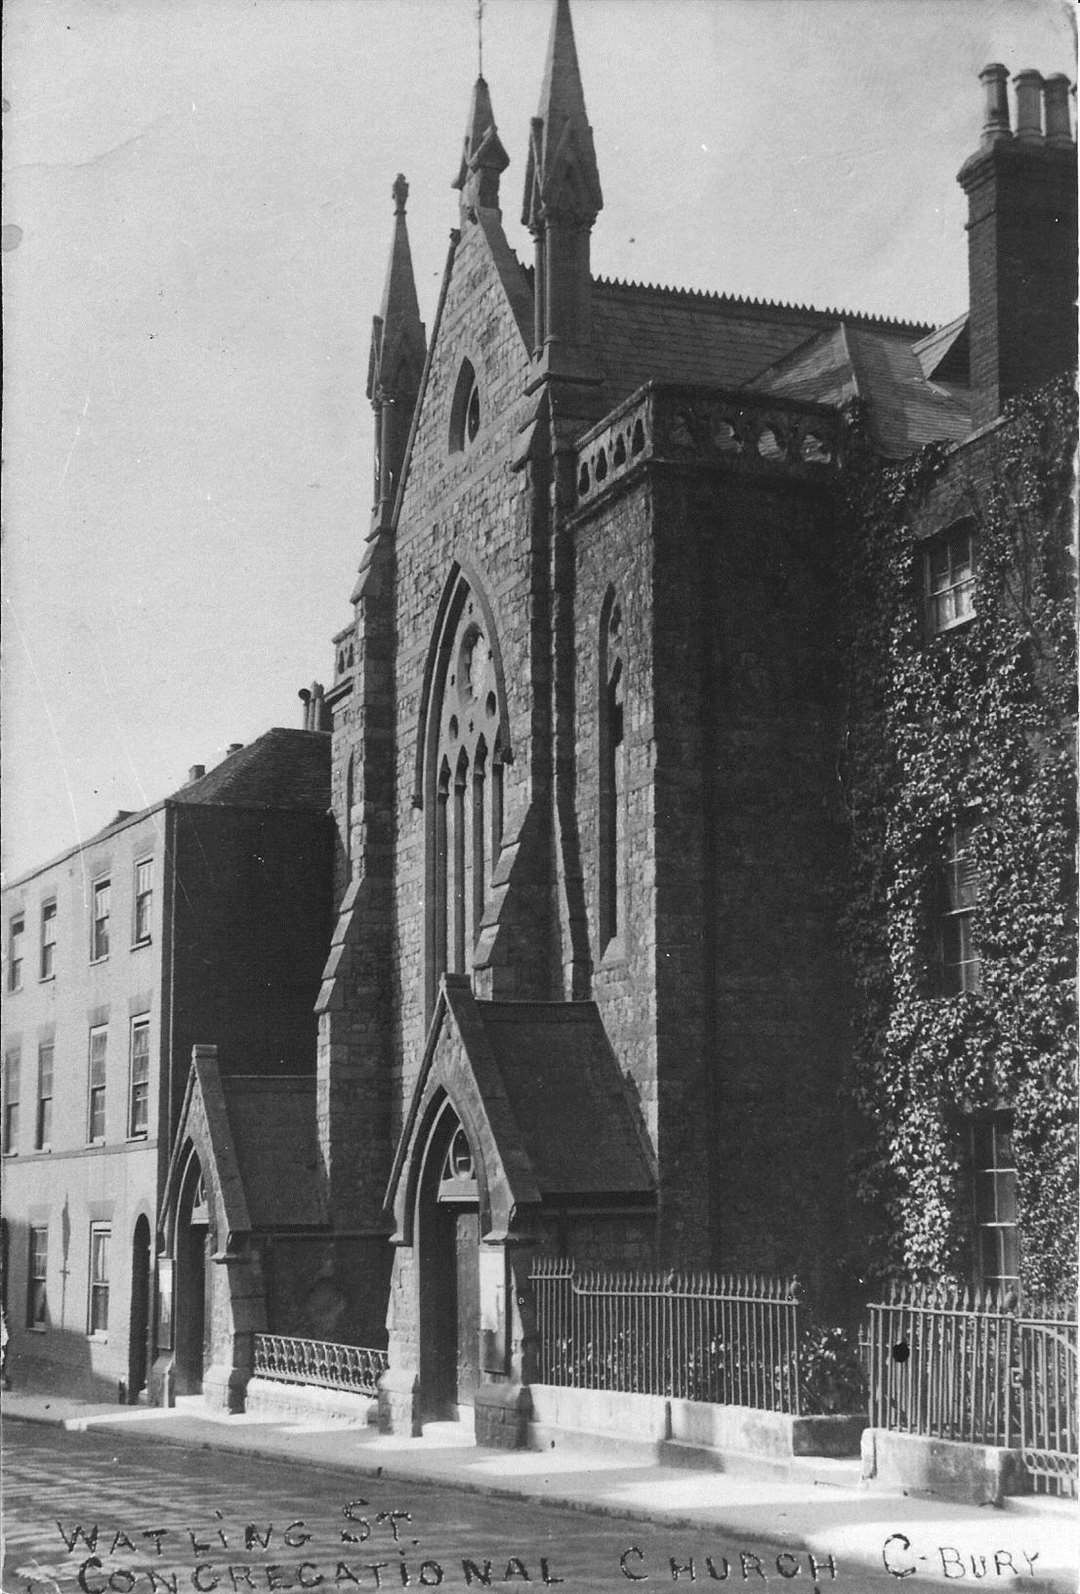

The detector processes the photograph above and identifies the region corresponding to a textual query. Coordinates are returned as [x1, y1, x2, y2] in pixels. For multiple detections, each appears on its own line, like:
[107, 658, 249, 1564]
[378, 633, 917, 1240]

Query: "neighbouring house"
[1, 727, 332, 1406]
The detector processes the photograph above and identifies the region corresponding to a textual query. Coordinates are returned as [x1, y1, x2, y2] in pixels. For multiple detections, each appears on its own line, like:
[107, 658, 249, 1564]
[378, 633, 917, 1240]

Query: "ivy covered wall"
[837, 376, 1077, 1299]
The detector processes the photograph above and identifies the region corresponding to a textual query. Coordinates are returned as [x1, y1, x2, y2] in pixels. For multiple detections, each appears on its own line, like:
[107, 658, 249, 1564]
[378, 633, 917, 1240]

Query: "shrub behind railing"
[529, 1258, 808, 1415]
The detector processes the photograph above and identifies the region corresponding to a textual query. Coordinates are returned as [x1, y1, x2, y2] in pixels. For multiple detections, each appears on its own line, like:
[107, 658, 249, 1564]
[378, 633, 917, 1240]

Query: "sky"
[2, 0, 1075, 880]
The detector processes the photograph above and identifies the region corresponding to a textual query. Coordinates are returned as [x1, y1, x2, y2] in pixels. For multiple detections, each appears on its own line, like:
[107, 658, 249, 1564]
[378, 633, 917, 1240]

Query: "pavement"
[2, 1389, 1076, 1592]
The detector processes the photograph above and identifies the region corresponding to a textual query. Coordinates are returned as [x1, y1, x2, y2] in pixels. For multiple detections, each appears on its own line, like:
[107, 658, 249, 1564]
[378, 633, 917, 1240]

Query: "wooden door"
[455, 1209, 480, 1407]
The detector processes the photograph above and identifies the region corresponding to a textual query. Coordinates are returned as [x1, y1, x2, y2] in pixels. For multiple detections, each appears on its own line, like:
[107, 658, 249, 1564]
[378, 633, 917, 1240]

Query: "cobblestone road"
[2, 1420, 895, 1594]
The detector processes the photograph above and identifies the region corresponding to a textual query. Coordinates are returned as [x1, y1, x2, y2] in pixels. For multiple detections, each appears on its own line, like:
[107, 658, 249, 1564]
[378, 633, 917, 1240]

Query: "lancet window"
[599, 591, 626, 953]
[426, 582, 507, 998]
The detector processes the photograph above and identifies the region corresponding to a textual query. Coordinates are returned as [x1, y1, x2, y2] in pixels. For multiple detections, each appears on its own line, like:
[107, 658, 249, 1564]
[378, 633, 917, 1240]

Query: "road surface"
[2, 1420, 896, 1594]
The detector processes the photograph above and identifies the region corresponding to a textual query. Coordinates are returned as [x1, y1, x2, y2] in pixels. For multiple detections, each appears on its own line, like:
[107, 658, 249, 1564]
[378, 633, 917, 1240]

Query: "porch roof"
[476, 1000, 655, 1198]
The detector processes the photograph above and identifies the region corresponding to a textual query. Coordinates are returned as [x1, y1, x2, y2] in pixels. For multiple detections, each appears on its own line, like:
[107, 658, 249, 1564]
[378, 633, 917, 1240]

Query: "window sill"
[130, 939, 152, 951]
[926, 615, 974, 641]
[87, 1332, 109, 1343]
[2, 1150, 17, 1158]
[38, 975, 55, 984]
[126, 1133, 149, 1144]
[33, 1145, 51, 1155]
[27, 1324, 47, 1335]
[89, 956, 110, 967]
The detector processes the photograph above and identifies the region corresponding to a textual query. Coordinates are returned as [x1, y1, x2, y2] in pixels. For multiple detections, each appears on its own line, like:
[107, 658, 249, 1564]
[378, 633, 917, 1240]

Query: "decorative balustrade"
[252, 1334, 388, 1397]
[529, 1257, 804, 1414]
[573, 386, 838, 510]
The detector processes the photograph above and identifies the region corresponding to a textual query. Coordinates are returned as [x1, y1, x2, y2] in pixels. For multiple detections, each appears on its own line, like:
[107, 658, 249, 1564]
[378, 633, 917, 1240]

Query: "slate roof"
[590, 276, 933, 420]
[219, 1075, 327, 1229]
[474, 1000, 655, 1199]
[747, 321, 971, 458]
[8, 727, 331, 887]
[171, 727, 330, 812]
[912, 313, 970, 385]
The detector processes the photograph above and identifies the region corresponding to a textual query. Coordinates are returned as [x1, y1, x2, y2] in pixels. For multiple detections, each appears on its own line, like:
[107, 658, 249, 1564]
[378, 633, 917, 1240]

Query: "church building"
[157, 1, 1076, 1444]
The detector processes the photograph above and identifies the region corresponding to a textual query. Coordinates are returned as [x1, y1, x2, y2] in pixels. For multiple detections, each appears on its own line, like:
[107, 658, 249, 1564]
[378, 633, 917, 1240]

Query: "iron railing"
[529, 1258, 803, 1414]
[252, 1334, 388, 1397]
[867, 1283, 1077, 1498]
[1018, 1298, 1078, 1497]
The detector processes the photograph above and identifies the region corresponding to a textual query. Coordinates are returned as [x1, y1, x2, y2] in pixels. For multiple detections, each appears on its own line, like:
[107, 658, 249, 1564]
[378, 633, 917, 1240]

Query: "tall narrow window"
[435, 762, 450, 981]
[91, 880, 110, 962]
[28, 1225, 48, 1329]
[938, 820, 979, 994]
[36, 1043, 53, 1151]
[452, 754, 468, 972]
[599, 596, 626, 953]
[472, 741, 487, 945]
[344, 754, 355, 876]
[925, 523, 975, 635]
[133, 860, 153, 945]
[491, 748, 504, 869]
[88, 1224, 110, 1335]
[2, 1051, 20, 1154]
[129, 1020, 150, 1138]
[971, 1116, 1019, 1292]
[88, 1028, 107, 1143]
[40, 901, 56, 980]
[8, 914, 25, 991]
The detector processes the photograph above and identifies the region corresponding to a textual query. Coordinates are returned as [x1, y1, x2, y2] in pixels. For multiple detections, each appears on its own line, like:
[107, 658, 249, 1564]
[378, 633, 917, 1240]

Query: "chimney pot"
[979, 63, 1012, 145]
[188, 764, 206, 783]
[1013, 69, 1045, 143]
[1043, 74, 1074, 147]
[226, 742, 243, 756]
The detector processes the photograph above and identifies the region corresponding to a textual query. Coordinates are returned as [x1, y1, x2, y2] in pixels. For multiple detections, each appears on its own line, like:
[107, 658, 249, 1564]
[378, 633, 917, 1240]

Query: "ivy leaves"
[837, 378, 1078, 1297]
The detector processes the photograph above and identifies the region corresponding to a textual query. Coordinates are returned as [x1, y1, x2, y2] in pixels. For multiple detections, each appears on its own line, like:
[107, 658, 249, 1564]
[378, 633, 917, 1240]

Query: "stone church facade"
[142, 3, 1075, 1440]
[306, 4, 1076, 1442]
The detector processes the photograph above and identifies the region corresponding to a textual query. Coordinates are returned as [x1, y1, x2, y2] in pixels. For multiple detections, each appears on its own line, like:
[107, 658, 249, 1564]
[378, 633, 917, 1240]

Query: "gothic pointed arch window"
[599, 589, 626, 955]
[344, 752, 355, 878]
[449, 360, 482, 453]
[422, 576, 509, 1008]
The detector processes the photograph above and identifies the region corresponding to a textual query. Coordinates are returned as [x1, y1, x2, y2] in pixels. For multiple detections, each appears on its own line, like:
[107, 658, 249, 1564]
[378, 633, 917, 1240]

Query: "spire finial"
[476, 0, 484, 80]
[522, 0, 603, 231]
[392, 173, 409, 216]
[453, 73, 510, 214]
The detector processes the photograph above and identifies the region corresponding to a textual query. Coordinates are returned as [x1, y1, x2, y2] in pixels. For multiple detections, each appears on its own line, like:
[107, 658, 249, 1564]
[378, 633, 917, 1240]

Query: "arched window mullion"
[436, 761, 450, 980]
[472, 741, 488, 949]
[453, 753, 469, 973]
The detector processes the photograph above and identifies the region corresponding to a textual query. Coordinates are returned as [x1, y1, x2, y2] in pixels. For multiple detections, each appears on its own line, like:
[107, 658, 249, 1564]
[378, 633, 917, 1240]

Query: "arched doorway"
[174, 1155, 209, 1396]
[127, 1215, 151, 1402]
[417, 1104, 479, 1420]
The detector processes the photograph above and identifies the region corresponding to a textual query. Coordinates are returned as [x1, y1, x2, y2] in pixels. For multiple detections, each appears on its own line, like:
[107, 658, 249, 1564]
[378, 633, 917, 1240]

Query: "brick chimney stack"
[958, 64, 1078, 430]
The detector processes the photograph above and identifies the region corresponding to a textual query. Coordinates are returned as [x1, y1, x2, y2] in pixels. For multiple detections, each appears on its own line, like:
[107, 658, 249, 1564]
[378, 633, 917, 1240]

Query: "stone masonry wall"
[650, 468, 849, 1290]
[390, 213, 539, 1140]
[572, 473, 659, 1157]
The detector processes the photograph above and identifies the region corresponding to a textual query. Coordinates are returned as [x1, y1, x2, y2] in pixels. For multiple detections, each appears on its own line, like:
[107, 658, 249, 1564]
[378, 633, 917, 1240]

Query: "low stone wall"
[669, 1397, 862, 1459]
[244, 1376, 378, 1427]
[861, 1428, 1031, 1507]
[525, 1385, 862, 1461]
[527, 1385, 669, 1446]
